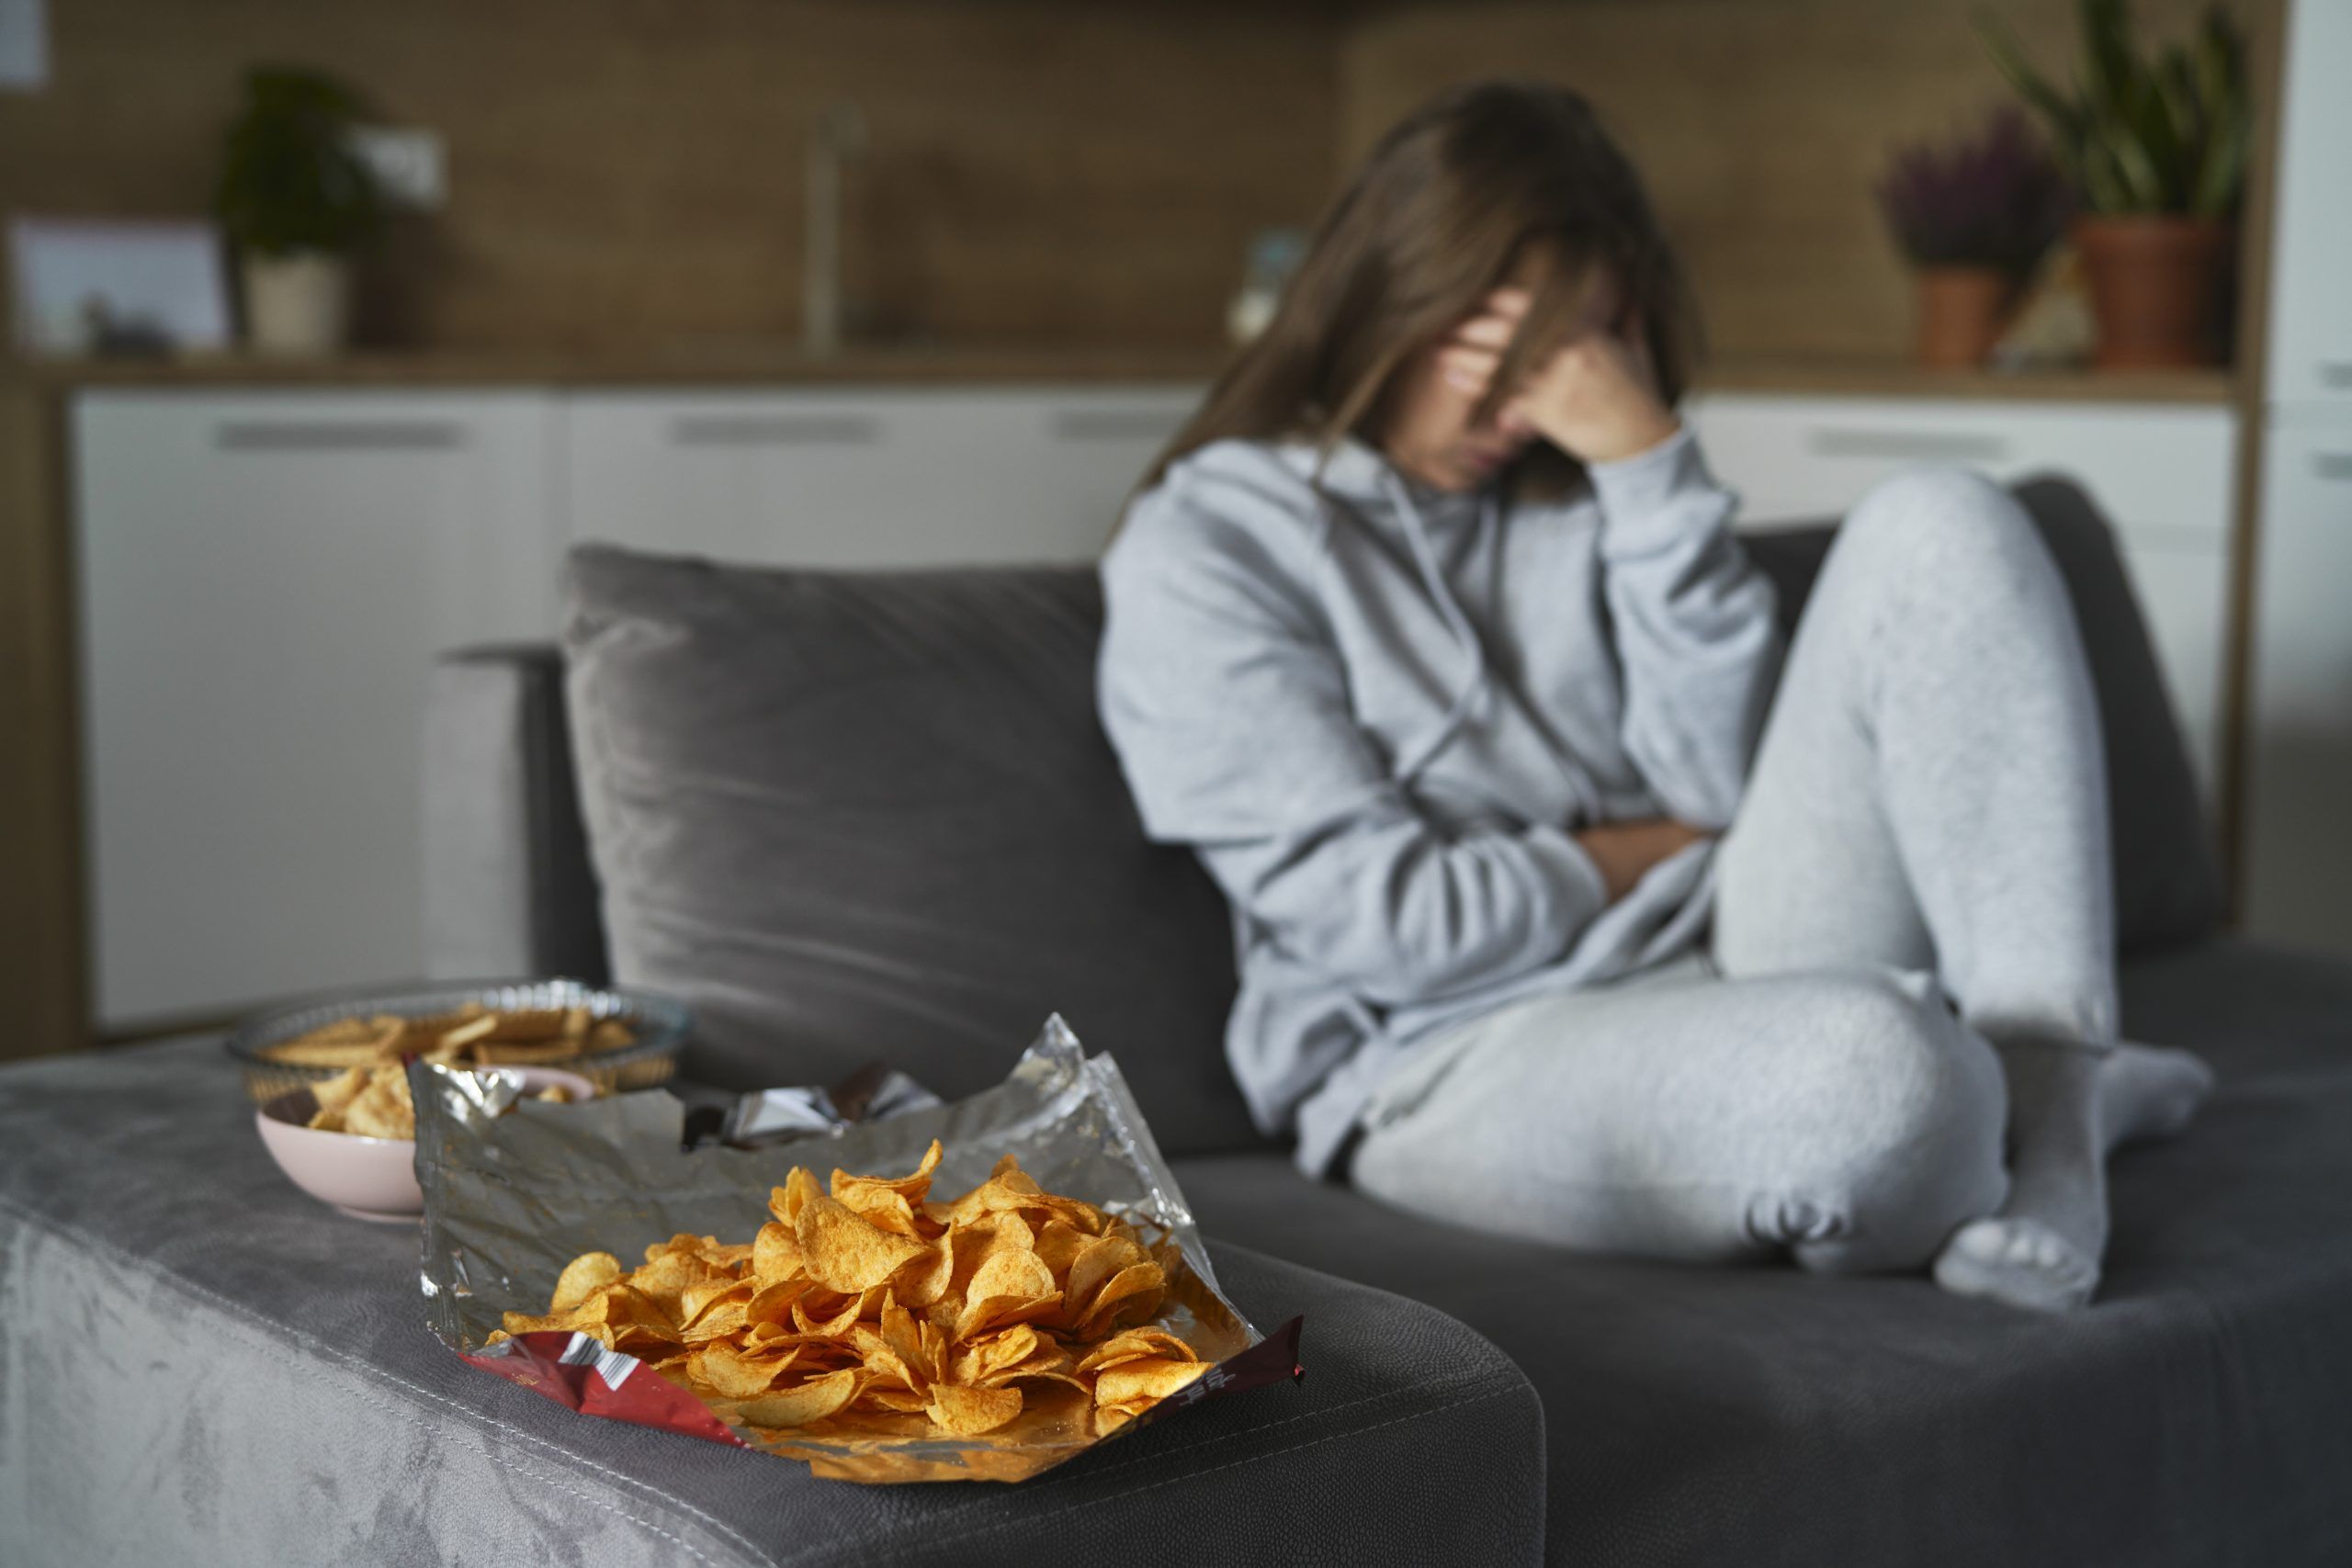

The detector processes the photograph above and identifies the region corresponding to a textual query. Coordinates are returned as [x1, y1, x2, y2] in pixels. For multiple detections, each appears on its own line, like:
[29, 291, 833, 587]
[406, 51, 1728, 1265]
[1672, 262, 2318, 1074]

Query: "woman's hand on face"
[1438, 287, 1683, 466]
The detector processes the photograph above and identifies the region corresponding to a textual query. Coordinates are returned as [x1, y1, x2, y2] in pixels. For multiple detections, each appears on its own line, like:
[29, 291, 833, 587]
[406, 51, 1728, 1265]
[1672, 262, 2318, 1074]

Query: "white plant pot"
[241, 251, 352, 358]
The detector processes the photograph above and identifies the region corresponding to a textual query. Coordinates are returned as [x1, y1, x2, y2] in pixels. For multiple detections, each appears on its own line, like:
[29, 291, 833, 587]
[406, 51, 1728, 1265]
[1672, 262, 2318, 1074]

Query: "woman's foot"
[1930, 1037, 2213, 1314]
[2102, 1040, 2216, 1147]
[1934, 1040, 2109, 1311]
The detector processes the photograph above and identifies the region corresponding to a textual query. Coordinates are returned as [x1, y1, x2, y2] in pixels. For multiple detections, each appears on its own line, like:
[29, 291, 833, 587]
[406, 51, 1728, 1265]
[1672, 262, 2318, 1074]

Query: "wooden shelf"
[0, 343, 1236, 392]
[4, 345, 2244, 408]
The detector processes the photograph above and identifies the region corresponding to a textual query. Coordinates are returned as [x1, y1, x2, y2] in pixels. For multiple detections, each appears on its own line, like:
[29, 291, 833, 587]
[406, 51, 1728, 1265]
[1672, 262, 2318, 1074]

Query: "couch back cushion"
[561, 481, 2217, 1155]
[562, 545, 1260, 1155]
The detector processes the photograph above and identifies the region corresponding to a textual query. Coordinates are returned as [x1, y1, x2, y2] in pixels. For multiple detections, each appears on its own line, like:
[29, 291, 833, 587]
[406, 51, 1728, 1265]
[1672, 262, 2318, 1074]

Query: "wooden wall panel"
[1340, 0, 2248, 366]
[0, 0, 1340, 352]
[0, 382, 85, 1059]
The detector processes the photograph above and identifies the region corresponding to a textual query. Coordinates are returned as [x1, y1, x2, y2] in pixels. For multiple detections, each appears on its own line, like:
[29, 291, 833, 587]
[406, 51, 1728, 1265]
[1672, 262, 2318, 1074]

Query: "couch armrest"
[0, 1038, 1545, 1566]
[423, 643, 608, 984]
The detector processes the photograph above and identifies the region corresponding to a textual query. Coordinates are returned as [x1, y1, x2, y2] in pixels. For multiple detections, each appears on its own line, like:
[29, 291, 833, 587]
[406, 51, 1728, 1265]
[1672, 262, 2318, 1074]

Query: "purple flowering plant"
[1874, 103, 2075, 272]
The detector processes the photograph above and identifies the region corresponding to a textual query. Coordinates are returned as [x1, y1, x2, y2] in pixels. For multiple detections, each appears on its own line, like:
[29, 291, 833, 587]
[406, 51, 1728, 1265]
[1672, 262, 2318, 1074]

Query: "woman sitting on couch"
[1095, 78, 2212, 1313]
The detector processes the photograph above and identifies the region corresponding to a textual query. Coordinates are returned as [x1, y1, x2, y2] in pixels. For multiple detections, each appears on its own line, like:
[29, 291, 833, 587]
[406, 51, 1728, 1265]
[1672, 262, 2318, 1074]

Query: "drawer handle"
[669, 413, 880, 446]
[1805, 428, 2009, 463]
[216, 420, 466, 452]
[2319, 361, 2352, 389]
[2314, 452, 2352, 482]
[1050, 410, 1182, 443]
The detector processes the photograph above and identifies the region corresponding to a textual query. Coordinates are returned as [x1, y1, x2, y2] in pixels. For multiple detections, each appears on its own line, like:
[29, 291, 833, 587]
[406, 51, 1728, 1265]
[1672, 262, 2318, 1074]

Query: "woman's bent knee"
[1773, 972, 2008, 1274]
[1829, 466, 2057, 608]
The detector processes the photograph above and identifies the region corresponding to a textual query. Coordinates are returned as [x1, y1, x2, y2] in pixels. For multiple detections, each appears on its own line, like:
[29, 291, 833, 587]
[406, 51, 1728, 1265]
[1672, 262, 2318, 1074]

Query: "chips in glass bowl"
[228, 978, 691, 1104]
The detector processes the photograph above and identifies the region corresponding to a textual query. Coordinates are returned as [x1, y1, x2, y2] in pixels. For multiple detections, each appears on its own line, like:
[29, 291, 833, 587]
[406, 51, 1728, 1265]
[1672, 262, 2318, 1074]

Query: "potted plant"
[1875, 104, 2074, 367]
[1978, 0, 2249, 368]
[212, 66, 383, 357]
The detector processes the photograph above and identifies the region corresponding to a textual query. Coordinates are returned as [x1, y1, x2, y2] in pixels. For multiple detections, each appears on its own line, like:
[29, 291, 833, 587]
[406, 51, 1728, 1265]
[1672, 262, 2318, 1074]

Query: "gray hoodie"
[1097, 423, 1782, 1174]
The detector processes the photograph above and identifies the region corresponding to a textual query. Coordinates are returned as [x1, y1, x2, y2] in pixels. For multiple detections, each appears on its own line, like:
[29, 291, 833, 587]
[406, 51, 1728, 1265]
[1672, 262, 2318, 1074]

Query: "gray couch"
[6, 476, 2350, 1565]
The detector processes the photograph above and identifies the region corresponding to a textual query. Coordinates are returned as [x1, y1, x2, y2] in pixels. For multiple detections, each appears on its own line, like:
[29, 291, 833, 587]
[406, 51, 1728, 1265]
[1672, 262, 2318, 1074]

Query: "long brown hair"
[1143, 78, 1702, 502]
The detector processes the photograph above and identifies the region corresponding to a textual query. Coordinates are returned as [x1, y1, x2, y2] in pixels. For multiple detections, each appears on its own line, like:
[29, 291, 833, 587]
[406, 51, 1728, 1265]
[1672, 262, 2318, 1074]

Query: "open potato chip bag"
[416, 1016, 1302, 1483]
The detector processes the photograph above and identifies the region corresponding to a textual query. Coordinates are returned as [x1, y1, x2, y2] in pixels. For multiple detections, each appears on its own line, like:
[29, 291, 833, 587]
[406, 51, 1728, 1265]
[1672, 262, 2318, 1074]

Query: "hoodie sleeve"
[1584, 423, 1783, 829]
[1098, 491, 1611, 1009]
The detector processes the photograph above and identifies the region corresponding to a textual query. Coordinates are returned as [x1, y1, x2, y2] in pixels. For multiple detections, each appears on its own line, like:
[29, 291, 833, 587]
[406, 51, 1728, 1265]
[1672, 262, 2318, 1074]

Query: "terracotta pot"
[1914, 266, 2015, 368]
[2072, 215, 2233, 369]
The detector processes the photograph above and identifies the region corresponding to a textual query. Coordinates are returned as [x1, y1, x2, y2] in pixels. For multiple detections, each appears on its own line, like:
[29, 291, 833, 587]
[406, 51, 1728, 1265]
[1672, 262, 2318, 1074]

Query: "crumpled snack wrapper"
[415, 1015, 1304, 1483]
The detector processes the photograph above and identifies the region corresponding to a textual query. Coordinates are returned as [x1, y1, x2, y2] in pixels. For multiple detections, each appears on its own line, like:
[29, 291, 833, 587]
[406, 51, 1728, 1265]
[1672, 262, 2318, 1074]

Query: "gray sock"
[1932, 1037, 2214, 1312]
[2102, 1041, 2216, 1147]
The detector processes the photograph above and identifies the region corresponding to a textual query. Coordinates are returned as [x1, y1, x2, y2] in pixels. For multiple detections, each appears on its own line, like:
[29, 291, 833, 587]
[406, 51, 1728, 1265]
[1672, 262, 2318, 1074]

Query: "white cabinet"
[1684, 394, 2237, 804]
[74, 392, 560, 1028]
[2243, 424, 2352, 951]
[561, 386, 1201, 569]
[2266, 0, 2352, 410]
[71, 382, 1203, 1030]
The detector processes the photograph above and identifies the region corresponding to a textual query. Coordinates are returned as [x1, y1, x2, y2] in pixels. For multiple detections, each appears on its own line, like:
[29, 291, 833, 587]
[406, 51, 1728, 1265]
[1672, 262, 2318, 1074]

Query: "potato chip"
[311, 1066, 369, 1118]
[1094, 1400, 1152, 1438]
[795, 1195, 929, 1292]
[1032, 1218, 1092, 1279]
[1075, 1326, 1199, 1375]
[835, 1184, 922, 1237]
[1076, 1261, 1166, 1336]
[944, 1160, 1047, 1227]
[1091, 1357, 1207, 1407]
[925, 1382, 1023, 1436]
[955, 1288, 1064, 1344]
[695, 1340, 800, 1399]
[792, 1294, 864, 1338]
[893, 1235, 955, 1309]
[1064, 1235, 1145, 1314]
[551, 1251, 624, 1313]
[831, 1139, 944, 1203]
[679, 1276, 752, 1327]
[683, 1300, 752, 1345]
[770, 1166, 825, 1229]
[341, 1074, 416, 1140]
[736, 1367, 862, 1428]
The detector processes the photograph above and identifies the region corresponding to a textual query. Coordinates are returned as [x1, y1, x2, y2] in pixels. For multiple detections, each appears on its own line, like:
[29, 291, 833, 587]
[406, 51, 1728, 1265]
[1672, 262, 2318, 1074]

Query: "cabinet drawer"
[561, 386, 1200, 570]
[1683, 395, 2235, 544]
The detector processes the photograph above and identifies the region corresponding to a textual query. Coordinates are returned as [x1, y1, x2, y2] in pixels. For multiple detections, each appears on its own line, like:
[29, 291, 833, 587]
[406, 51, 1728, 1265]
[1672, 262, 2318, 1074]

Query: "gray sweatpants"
[1349, 468, 2115, 1274]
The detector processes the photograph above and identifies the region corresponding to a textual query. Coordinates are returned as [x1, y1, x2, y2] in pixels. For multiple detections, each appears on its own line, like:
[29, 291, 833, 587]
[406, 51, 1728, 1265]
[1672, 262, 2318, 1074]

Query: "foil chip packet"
[414, 1015, 1305, 1483]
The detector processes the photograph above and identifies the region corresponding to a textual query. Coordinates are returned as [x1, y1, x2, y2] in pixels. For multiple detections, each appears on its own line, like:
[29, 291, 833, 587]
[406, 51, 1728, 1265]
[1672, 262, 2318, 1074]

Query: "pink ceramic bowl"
[255, 1066, 599, 1223]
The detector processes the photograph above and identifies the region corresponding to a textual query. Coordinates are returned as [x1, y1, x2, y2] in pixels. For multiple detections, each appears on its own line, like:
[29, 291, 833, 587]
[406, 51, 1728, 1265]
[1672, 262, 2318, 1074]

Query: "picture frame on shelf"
[7, 216, 233, 357]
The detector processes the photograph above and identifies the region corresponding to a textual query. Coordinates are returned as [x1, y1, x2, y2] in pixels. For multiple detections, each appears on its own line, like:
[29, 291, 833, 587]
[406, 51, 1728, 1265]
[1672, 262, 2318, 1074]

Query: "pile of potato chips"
[264, 1003, 636, 1070]
[494, 1140, 1208, 1449]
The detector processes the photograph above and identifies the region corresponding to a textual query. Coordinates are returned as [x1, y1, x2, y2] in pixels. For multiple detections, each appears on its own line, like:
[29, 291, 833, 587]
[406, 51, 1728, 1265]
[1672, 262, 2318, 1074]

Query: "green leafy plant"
[1976, 0, 2248, 219]
[212, 66, 383, 257]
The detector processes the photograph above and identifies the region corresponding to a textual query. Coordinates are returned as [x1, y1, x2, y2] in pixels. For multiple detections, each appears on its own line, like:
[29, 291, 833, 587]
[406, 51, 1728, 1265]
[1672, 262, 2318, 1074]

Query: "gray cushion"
[424, 645, 609, 985]
[562, 546, 1257, 1156]
[0, 1037, 1544, 1567]
[1175, 938, 2352, 1566]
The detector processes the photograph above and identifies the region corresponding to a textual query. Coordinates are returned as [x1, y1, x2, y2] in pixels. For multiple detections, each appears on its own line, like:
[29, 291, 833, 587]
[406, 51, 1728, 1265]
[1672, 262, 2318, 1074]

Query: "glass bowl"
[226, 978, 692, 1104]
